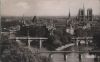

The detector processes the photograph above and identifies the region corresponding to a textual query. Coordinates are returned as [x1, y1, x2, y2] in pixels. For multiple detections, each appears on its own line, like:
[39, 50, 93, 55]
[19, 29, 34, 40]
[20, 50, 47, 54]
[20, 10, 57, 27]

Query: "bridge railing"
[71, 37, 93, 40]
[9, 37, 48, 40]
[18, 51, 100, 54]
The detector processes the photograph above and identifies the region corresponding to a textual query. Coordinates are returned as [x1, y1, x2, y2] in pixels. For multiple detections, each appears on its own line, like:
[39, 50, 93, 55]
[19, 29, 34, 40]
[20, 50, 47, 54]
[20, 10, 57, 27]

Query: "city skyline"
[1, 0, 100, 16]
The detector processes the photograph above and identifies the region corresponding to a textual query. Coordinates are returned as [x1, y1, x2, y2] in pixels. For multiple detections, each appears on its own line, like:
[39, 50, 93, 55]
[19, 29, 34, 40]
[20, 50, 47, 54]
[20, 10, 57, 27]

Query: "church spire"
[68, 9, 71, 18]
[83, 3, 85, 10]
[21, 15, 25, 25]
[83, 3, 85, 21]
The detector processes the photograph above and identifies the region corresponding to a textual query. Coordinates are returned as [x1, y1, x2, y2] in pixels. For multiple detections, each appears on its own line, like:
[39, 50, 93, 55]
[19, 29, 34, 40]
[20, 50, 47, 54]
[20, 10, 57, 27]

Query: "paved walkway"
[56, 43, 75, 51]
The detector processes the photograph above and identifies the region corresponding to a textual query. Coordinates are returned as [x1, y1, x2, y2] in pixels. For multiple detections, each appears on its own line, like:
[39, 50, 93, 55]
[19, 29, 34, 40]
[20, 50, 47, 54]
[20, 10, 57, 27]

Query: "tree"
[0, 34, 50, 62]
[89, 33, 100, 62]
[74, 28, 87, 37]
[93, 33, 100, 48]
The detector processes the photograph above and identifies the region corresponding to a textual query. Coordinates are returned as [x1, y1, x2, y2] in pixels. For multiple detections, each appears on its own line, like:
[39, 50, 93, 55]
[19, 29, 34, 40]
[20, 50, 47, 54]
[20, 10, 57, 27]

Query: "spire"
[21, 15, 25, 25]
[83, 3, 85, 10]
[68, 9, 71, 18]
[22, 15, 26, 25]
[32, 16, 36, 22]
[83, 3, 85, 21]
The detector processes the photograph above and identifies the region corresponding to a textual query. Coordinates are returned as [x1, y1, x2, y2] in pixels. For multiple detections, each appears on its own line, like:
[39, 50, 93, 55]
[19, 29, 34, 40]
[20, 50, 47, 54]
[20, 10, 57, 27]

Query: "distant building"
[87, 8, 93, 21]
[66, 11, 74, 35]
[78, 8, 85, 21]
[66, 25, 74, 35]
[78, 8, 93, 22]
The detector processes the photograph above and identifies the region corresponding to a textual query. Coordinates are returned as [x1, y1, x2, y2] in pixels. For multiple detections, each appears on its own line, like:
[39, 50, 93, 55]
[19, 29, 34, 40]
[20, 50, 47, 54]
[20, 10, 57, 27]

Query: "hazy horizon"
[1, 0, 100, 16]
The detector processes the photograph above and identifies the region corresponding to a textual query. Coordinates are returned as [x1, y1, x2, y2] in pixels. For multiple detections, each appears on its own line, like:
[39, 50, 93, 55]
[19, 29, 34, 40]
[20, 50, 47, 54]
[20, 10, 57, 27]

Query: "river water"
[51, 52, 95, 62]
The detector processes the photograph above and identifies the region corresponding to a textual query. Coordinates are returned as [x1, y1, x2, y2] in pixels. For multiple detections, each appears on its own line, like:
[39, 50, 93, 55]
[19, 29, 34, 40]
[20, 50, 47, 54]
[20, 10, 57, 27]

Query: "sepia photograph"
[0, 0, 100, 62]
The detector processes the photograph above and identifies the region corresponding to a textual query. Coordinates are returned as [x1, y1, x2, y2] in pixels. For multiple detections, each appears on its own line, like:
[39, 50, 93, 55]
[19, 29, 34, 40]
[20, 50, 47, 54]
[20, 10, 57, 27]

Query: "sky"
[1, 0, 100, 16]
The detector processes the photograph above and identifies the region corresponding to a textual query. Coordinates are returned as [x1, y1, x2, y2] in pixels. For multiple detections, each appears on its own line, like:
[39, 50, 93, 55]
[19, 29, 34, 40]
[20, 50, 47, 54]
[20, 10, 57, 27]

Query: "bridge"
[9, 37, 48, 49]
[71, 37, 93, 46]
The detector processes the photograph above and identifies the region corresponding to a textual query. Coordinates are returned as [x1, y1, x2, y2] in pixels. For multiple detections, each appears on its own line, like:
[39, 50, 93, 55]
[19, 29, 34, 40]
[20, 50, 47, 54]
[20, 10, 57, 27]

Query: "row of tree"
[16, 25, 72, 50]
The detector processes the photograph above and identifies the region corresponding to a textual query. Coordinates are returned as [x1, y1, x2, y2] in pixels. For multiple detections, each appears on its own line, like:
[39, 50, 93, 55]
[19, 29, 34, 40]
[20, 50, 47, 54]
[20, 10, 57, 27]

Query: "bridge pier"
[48, 53, 53, 62]
[63, 53, 66, 61]
[28, 40, 32, 48]
[40, 40, 43, 49]
[76, 40, 80, 46]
